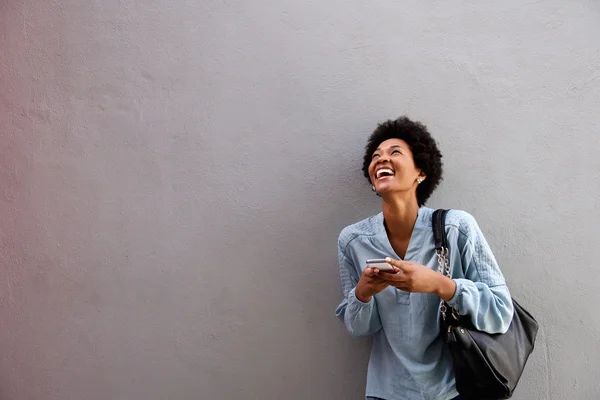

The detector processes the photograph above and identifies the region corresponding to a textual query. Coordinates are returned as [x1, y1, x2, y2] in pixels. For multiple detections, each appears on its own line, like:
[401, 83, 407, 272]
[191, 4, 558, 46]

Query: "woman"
[335, 116, 514, 400]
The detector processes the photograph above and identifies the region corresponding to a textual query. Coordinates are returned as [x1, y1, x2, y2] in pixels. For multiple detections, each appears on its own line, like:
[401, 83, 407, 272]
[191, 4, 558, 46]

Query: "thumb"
[364, 267, 377, 277]
[385, 257, 412, 272]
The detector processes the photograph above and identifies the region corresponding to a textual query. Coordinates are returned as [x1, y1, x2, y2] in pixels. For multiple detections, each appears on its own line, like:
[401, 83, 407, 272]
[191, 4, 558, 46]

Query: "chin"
[375, 186, 393, 194]
[376, 184, 405, 196]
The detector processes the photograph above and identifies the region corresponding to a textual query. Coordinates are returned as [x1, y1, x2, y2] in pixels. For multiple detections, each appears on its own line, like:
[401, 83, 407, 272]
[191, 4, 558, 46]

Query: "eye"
[392, 149, 401, 155]
[372, 153, 380, 159]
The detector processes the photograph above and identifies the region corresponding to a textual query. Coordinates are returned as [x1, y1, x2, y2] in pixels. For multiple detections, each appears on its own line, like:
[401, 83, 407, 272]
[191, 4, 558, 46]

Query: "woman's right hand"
[355, 267, 398, 302]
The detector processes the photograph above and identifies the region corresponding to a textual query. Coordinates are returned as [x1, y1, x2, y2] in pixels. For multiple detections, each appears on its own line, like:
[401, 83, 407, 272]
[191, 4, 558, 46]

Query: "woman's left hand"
[378, 257, 457, 300]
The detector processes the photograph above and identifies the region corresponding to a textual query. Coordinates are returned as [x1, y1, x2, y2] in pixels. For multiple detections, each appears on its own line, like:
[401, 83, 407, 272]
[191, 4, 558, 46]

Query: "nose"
[377, 155, 390, 164]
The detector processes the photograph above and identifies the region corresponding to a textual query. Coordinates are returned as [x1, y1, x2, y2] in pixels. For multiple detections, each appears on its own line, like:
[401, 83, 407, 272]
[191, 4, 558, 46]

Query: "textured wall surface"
[1, 1, 600, 399]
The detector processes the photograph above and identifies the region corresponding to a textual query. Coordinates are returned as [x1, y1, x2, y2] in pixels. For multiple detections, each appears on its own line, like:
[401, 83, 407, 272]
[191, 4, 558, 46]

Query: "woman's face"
[368, 138, 425, 196]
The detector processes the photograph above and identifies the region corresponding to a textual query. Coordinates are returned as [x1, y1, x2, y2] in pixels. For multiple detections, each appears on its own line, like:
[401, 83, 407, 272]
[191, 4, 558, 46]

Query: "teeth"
[376, 168, 394, 179]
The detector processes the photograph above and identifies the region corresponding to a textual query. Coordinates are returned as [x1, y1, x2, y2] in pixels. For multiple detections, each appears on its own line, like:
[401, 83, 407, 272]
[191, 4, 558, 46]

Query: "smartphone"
[366, 258, 395, 272]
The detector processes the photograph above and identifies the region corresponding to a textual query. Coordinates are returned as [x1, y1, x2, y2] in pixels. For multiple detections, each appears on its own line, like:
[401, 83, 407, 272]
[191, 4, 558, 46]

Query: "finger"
[377, 267, 401, 275]
[385, 257, 413, 272]
[382, 279, 407, 288]
[380, 272, 408, 283]
[365, 268, 387, 280]
[368, 272, 387, 282]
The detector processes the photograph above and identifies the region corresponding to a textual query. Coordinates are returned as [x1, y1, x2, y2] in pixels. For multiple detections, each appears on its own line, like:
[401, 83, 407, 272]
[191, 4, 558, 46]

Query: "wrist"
[434, 275, 457, 301]
[355, 284, 373, 303]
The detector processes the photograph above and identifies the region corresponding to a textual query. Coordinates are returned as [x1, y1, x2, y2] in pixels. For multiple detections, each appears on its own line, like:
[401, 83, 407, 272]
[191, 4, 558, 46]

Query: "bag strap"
[432, 209, 449, 251]
[432, 209, 461, 325]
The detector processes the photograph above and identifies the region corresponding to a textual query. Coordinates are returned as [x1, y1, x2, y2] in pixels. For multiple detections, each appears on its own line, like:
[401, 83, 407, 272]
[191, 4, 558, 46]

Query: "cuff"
[350, 287, 375, 306]
[446, 279, 463, 308]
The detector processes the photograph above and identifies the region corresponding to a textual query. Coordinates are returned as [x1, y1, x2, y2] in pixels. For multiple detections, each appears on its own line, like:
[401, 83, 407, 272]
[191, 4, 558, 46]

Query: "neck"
[381, 195, 420, 240]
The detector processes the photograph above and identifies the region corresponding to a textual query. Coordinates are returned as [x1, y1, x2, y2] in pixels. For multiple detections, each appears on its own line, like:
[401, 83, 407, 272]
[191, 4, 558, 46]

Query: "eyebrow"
[374, 145, 403, 152]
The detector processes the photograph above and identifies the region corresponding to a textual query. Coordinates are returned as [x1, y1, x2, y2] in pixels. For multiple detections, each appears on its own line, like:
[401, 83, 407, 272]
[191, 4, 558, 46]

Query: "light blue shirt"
[335, 207, 514, 400]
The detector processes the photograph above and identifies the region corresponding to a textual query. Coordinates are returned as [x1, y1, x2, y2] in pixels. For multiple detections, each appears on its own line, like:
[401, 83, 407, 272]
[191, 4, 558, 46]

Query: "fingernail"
[385, 257, 391, 262]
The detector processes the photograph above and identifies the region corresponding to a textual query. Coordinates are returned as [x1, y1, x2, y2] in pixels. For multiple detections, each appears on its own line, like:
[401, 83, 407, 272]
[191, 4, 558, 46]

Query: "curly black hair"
[362, 116, 443, 206]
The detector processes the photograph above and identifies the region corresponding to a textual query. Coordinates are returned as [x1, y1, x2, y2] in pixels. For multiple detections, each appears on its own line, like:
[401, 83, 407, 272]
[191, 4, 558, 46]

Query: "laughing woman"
[335, 116, 514, 400]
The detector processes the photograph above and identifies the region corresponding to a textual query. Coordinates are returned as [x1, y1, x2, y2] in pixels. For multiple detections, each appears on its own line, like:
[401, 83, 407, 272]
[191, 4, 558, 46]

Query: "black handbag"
[432, 209, 539, 399]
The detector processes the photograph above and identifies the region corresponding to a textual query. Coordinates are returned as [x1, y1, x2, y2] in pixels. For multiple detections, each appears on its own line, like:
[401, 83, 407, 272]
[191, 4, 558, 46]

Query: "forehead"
[375, 138, 410, 151]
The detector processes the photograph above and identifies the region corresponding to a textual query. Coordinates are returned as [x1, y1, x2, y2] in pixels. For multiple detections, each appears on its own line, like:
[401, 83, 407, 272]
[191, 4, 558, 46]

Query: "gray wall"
[1, 1, 599, 399]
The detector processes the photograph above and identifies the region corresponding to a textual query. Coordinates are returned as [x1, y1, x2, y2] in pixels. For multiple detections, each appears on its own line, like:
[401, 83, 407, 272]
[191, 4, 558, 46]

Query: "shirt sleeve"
[446, 213, 514, 334]
[334, 239, 382, 337]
